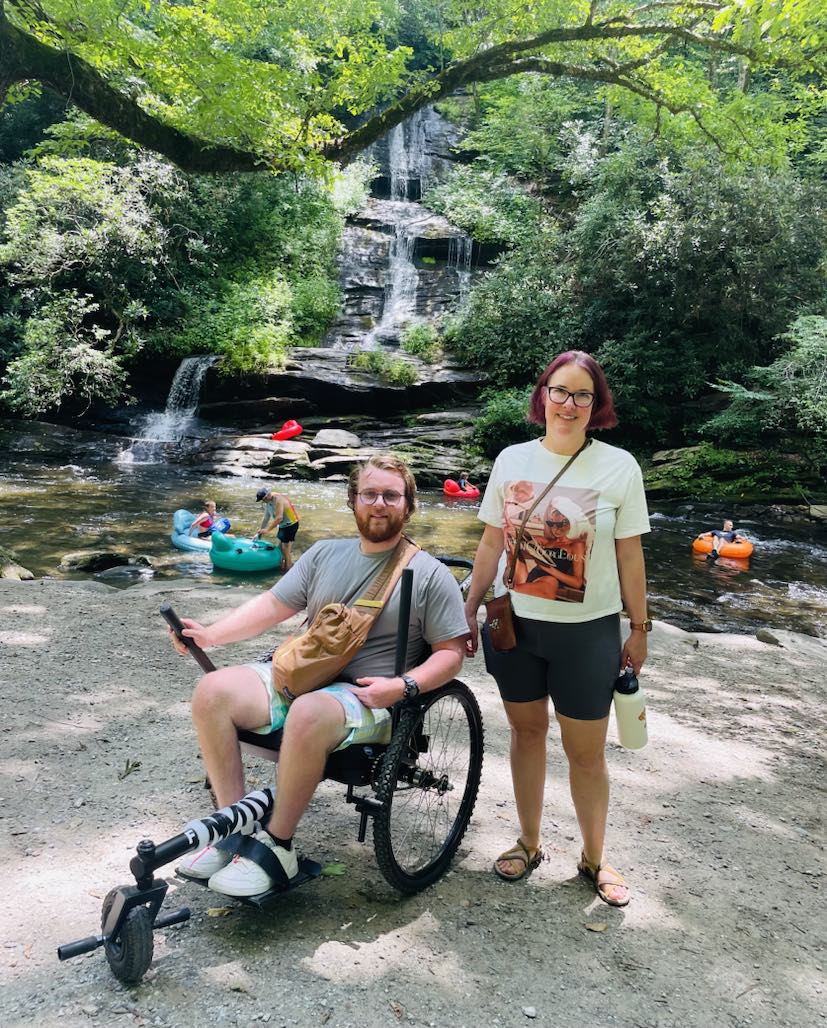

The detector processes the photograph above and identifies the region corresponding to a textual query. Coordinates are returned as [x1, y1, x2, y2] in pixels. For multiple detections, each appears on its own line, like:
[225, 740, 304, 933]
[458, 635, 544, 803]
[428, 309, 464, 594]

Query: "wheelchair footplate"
[57, 787, 322, 983]
[178, 855, 323, 908]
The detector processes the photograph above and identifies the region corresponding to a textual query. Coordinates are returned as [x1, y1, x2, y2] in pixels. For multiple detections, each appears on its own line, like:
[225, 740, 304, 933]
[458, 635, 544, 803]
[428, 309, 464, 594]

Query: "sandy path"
[1, 578, 824, 1028]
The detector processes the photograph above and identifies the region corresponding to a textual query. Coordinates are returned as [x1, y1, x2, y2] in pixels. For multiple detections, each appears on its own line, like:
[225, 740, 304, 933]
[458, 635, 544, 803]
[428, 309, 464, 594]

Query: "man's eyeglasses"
[547, 385, 595, 408]
[357, 489, 405, 506]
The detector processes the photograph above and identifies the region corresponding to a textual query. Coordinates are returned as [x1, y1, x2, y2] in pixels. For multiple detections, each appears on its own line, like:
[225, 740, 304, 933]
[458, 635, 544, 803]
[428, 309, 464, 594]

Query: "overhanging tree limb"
[0, 7, 778, 173]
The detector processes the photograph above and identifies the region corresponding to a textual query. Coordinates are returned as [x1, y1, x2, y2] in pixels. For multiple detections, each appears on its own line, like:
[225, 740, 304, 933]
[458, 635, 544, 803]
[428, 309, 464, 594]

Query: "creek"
[1, 445, 825, 639]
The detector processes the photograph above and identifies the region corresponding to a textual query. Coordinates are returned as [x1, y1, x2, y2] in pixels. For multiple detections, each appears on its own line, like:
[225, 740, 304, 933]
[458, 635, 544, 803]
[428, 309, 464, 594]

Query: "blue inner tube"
[171, 509, 216, 553]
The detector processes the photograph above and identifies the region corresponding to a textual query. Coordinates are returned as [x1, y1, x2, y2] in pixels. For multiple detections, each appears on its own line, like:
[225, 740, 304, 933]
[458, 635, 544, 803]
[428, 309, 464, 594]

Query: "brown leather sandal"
[493, 838, 544, 881]
[577, 851, 630, 906]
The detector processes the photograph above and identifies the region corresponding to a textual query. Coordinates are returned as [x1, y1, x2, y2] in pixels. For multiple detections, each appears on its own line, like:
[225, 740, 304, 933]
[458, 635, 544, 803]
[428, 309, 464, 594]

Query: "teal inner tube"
[210, 531, 283, 573]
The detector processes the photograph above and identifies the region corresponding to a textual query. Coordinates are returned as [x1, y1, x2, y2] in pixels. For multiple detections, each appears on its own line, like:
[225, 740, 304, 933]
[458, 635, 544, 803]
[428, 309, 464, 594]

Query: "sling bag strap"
[504, 438, 591, 589]
[352, 534, 420, 617]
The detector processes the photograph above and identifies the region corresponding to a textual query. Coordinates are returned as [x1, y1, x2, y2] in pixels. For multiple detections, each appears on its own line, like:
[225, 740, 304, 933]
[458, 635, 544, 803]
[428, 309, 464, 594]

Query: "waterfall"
[117, 355, 217, 464]
[448, 235, 473, 303]
[365, 218, 419, 348]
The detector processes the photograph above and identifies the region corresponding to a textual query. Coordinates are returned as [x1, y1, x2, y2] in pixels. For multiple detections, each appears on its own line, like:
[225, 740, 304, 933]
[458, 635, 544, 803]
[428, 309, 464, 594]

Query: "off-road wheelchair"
[58, 560, 483, 984]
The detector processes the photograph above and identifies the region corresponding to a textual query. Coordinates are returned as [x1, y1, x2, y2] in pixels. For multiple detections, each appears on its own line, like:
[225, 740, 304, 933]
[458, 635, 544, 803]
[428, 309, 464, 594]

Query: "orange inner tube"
[692, 532, 753, 558]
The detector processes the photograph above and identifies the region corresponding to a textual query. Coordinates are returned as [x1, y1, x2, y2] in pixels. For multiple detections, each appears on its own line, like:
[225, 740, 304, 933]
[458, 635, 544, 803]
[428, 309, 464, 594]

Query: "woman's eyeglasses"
[357, 489, 405, 506]
[545, 519, 570, 529]
[547, 385, 595, 408]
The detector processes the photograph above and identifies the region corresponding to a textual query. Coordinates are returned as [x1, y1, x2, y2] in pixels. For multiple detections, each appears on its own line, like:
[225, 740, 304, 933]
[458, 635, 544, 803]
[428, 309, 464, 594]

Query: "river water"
[1, 440, 825, 638]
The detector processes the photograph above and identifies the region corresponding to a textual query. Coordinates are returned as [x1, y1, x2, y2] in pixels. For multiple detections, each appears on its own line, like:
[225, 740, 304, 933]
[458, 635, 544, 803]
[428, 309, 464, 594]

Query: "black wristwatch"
[401, 674, 420, 700]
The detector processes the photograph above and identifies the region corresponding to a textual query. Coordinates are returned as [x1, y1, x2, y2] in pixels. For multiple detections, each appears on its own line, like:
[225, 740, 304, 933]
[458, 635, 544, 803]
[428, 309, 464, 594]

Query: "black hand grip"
[160, 603, 216, 673]
[57, 935, 104, 960]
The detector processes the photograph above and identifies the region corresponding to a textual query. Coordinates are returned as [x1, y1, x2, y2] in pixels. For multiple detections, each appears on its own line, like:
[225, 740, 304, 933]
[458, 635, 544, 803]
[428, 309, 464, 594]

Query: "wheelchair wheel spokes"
[373, 681, 483, 893]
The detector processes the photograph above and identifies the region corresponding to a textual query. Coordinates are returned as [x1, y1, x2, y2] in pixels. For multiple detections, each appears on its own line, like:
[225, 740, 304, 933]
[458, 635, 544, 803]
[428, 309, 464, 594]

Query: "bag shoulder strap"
[352, 536, 420, 618]
[504, 438, 591, 588]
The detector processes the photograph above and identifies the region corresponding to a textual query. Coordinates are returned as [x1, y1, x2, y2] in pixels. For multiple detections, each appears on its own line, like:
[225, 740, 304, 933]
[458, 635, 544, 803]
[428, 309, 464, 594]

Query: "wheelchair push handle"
[160, 603, 216, 674]
[394, 568, 414, 678]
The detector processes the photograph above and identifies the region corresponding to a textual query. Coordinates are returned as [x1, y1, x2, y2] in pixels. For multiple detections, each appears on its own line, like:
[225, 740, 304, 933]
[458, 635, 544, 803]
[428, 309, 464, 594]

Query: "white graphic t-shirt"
[479, 438, 650, 624]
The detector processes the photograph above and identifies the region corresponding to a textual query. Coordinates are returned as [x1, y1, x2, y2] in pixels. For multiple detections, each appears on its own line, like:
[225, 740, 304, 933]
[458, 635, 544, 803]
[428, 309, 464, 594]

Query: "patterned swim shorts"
[245, 662, 392, 752]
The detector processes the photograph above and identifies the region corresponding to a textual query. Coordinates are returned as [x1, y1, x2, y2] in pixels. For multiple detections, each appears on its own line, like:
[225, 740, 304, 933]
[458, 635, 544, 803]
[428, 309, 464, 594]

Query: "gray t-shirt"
[270, 538, 468, 681]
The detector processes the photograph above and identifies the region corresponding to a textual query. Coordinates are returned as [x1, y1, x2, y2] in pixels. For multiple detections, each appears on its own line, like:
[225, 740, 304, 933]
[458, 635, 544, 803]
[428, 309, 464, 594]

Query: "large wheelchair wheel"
[372, 681, 483, 893]
[101, 888, 154, 983]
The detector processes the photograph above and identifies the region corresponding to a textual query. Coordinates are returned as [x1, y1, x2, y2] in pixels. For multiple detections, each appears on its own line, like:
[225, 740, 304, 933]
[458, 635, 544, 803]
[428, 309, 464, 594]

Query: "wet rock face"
[199, 347, 485, 422]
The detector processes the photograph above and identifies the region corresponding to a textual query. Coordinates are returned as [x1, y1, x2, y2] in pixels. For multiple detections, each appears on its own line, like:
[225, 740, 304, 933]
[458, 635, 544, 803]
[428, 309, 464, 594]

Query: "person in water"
[457, 471, 474, 492]
[707, 518, 748, 560]
[253, 488, 300, 571]
[189, 500, 229, 538]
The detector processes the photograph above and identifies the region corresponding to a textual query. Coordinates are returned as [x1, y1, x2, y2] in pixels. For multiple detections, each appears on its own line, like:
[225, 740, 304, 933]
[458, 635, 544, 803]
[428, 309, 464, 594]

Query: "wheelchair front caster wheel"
[101, 888, 154, 983]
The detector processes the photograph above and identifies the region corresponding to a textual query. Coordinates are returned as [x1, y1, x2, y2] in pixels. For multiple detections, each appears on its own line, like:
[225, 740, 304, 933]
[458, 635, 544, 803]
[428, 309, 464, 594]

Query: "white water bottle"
[613, 669, 648, 749]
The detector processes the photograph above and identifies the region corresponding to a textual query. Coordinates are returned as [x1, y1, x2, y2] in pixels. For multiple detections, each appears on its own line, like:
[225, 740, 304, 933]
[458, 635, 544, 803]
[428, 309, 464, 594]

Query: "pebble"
[522, 1008, 537, 1019]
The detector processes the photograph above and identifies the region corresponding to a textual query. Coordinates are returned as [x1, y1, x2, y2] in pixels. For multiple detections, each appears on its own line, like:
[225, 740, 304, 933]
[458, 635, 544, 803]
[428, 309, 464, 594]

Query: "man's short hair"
[347, 454, 417, 520]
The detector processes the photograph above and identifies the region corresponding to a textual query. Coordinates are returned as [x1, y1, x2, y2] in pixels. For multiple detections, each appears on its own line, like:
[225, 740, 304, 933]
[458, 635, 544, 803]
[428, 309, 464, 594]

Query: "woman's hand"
[620, 630, 648, 676]
[464, 606, 480, 656]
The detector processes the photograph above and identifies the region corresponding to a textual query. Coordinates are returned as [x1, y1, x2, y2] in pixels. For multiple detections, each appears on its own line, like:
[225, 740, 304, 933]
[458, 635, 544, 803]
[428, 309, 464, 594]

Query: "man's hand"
[168, 617, 218, 655]
[351, 676, 404, 708]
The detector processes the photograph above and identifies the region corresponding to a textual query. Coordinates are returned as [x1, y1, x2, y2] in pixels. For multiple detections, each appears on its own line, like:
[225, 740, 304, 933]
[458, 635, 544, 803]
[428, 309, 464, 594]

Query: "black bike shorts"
[481, 612, 621, 720]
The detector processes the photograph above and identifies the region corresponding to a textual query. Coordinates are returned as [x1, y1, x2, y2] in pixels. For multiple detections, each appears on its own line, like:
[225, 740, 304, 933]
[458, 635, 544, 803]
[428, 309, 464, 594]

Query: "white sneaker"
[177, 844, 233, 880]
[208, 830, 298, 897]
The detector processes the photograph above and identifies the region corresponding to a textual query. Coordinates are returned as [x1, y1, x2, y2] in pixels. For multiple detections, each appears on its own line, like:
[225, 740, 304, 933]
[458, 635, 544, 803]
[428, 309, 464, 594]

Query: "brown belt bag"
[272, 537, 419, 701]
[484, 439, 589, 653]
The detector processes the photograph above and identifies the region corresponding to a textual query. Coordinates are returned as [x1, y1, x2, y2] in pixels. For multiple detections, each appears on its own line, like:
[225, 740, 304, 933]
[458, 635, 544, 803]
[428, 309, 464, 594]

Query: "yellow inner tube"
[692, 532, 754, 558]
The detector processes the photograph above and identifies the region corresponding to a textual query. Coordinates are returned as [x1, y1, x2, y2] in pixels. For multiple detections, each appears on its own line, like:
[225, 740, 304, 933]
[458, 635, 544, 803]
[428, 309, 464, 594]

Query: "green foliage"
[401, 322, 441, 363]
[349, 350, 417, 386]
[449, 128, 827, 443]
[0, 141, 344, 412]
[424, 166, 543, 245]
[644, 441, 813, 500]
[0, 293, 131, 415]
[471, 387, 538, 457]
[458, 78, 603, 187]
[443, 227, 570, 388]
[703, 316, 827, 442]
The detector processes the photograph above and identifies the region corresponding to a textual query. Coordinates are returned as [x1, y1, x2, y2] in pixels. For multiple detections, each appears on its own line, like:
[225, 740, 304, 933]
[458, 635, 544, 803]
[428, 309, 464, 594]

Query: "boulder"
[60, 551, 152, 573]
[311, 428, 362, 448]
[0, 561, 35, 581]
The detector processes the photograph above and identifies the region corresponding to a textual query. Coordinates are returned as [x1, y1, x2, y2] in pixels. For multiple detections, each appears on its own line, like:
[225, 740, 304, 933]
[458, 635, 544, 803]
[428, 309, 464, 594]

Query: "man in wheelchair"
[169, 454, 469, 898]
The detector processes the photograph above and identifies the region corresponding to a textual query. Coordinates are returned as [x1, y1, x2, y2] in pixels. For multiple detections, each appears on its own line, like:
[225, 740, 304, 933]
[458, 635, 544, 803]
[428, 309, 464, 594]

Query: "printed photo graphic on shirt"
[502, 480, 598, 603]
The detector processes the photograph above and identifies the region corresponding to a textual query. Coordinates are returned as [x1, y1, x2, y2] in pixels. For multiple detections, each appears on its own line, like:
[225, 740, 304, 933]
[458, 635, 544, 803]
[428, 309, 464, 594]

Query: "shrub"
[471, 387, 538, 457]
[349, 350, 418, 387]
[401, 322, 442, 363]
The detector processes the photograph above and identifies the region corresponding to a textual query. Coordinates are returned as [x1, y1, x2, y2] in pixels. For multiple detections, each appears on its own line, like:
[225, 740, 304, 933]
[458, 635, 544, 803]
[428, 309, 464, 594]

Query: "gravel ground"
[1, 578, 825, 1028]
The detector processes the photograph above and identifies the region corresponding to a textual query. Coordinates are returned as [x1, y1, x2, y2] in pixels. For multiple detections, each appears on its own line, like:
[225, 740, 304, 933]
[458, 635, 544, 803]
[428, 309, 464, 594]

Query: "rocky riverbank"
[1, 576, 825, 1027]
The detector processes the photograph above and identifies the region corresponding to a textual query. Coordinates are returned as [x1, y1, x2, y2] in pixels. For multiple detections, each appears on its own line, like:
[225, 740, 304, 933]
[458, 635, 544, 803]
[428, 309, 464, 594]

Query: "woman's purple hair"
[528, 350, 618, 430]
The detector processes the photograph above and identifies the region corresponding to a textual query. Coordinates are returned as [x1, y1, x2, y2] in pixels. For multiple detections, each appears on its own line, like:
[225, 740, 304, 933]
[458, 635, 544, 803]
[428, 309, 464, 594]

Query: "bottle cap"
[614, 668, 639, 694]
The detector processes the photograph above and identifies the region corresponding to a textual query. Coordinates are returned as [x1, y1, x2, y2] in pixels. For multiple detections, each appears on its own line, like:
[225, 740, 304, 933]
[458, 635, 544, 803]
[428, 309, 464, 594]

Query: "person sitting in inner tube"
[707, 518, 748, 561]
[457, 470, 474, 492]
[189, 500, 224, 538]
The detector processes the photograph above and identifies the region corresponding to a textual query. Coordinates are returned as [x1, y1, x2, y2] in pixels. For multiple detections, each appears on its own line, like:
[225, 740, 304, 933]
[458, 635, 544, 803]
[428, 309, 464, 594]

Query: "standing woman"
[464, 351, 650, 906]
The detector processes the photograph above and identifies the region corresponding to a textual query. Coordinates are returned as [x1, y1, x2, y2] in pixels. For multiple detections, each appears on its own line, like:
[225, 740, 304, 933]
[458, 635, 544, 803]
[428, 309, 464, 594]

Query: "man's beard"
[354, 504, 407, 543]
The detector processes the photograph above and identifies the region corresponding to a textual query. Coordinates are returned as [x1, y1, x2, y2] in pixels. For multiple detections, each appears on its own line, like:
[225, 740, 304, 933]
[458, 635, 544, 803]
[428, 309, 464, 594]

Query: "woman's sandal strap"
[578, 853, 630, 906]
[494, 838, 543, 880]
